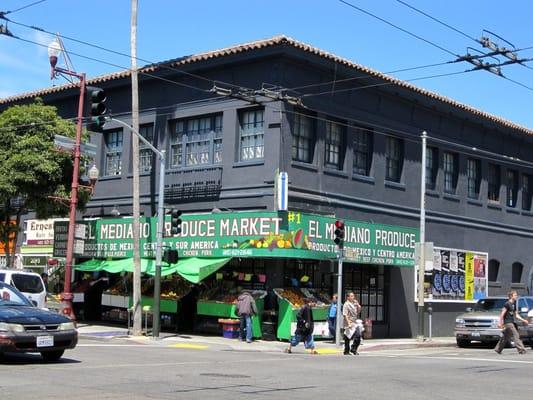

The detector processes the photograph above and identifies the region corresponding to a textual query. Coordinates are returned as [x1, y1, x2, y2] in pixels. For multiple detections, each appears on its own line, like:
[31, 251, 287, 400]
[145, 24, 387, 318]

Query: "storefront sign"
[415, 246, 488, 303]
[53, 211, 418, 267]
[24, 219, 60, 246]
[22, 256, 48, 267]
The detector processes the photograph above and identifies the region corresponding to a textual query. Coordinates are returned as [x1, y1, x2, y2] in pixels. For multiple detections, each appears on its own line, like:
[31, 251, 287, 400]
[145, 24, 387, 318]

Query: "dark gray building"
[2, 36, 533, 338]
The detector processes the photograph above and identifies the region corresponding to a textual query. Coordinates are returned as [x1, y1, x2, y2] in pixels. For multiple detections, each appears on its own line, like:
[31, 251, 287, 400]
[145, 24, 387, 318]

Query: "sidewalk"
[76, 323, 456, 353]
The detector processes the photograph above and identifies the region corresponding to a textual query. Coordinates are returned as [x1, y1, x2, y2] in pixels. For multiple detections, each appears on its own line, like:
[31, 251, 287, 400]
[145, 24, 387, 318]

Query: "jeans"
[240, 315, 253, 342]
[290, 332, 315, 349]
[328, 317, 336, 338]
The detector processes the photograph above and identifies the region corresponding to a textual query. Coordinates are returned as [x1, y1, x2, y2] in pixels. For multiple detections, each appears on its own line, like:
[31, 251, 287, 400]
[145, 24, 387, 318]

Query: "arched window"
[512, 262, 524, 283]
[488, 259, 500, 282]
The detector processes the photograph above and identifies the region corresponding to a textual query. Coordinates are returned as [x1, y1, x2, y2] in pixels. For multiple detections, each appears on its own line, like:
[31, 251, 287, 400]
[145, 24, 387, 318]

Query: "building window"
[170, 114, 223, 168]
[506, 169, 519, 208]
[239, 109, 264, 161]
[488, 259, 500, 282]
[324, 120, 345, 170]
[467, 158, 481, 199]
[291, 113, 315, 163]
[426, 146, 438, 190]
[104, 129, 123, 176]
[353, 127, 373, 176]
[512, 262, 524, 283]
[523, 174, 533, 211]
[139, 124, 154, 173]
[443, 151, 458, 194]
[385, 136, 403, 182]
[488, 164, 501, 202]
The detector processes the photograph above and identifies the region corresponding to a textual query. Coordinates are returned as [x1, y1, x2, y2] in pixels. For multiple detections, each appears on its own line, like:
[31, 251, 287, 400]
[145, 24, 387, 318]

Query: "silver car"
[454, 296, 533, 348]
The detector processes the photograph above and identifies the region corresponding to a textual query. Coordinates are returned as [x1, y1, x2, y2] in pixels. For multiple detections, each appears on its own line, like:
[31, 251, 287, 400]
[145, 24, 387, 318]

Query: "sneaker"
[343, 352, 350, 355]
[350, 350, 359, 355]
[284, 348, 292, 354]
[494, 349, 502, 354]
[310, 350, 319, 355]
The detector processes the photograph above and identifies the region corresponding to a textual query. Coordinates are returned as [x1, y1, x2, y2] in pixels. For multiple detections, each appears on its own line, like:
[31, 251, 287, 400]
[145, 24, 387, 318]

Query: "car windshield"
[473, 298, 507, 311]
[0, 282, 33, 306]
[11, 274, 44, 293]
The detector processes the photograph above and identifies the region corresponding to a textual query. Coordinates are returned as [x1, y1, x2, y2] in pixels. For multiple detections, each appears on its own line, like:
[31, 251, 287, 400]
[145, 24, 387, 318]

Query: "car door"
[517, 298, 529, 337]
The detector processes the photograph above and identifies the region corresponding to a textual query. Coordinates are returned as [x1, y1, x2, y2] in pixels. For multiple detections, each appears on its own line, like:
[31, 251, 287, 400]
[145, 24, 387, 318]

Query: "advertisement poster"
[416, 246, 488, 303]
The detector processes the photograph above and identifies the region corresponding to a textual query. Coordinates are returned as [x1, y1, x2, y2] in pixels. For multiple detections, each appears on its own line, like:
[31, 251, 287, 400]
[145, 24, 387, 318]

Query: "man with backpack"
[284, 298, 318, 354]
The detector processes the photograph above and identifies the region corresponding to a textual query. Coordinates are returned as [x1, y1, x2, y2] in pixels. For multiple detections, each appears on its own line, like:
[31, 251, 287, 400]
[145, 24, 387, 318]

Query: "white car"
[0, 269, 47, 308]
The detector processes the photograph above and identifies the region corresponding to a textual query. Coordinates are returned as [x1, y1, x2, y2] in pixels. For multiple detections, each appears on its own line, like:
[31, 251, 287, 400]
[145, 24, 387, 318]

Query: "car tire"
[456, 339, 471, 348]
[41, 350, 64, 362]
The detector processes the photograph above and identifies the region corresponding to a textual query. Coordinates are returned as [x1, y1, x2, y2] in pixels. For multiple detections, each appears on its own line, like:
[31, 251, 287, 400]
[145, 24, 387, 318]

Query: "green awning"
[176, 257, 231, 283]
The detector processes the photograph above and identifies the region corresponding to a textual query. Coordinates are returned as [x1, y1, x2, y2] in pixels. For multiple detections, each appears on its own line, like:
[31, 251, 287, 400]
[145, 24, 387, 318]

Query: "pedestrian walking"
[343, 291, 362, 355]
[236, 290, 258, 343]
[285, 298, 318, 354]
[328, 294, 339, 341]
[494, 290, 528, 355]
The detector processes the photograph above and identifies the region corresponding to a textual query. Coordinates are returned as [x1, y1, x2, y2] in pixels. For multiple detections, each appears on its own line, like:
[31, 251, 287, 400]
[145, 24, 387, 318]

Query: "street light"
[48, 39, 87, 320]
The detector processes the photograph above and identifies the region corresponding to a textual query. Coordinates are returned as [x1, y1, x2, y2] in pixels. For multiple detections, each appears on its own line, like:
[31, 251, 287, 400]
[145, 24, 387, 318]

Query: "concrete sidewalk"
[76, 322, 456, 353]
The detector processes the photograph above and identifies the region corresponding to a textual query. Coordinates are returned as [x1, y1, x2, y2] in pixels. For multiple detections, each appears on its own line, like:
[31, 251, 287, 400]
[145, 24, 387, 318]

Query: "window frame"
[353, 126, 373, 177]
[506, 169, 519, 208]
[104, 129, 123, 176]
[425, 146, 438, 190]
[488, 164, 501, 202]
[324, 120, 345, 170]
[443, 151, 458, 194]
[522, 174, 533, 211]
[466, 158, 481, 199]
[291, 112, 316, 164]
[385, 136, 403, 183]
[239, 108, 265, 162]
[138, 124, 154, 173]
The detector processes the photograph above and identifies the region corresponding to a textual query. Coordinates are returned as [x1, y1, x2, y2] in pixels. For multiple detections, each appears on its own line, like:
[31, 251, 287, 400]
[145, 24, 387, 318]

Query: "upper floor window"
[488, 164, 501, 202]
[324, 120, 345, 170]
[467, 158, 481, 199]
[426, 146, 438, 190]
[104, 129, 123, 176]
[139, 124, 154, 173]
[239, 109, 264, 161]
[385, 136, 403, 182]
[523, 174, 533, 211]
[443, 151, 458, 194]
[170, 114, 223, 168]
[506, 169, 519, 208]
[353, 127, 373, 176]
[291, 113, 315, 163]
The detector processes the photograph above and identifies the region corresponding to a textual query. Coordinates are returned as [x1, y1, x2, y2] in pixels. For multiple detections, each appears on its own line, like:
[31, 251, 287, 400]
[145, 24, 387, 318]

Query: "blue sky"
[1, 0, 532, 128]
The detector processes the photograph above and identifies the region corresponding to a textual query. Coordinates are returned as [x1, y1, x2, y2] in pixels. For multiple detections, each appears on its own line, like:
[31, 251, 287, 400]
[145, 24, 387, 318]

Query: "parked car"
[0, 281, 77, 361]
[455, 296, 533, 348]
[0, 269, 46, 308]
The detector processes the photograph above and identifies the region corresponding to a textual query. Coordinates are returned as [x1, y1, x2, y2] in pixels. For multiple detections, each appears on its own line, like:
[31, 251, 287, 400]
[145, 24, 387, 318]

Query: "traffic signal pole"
[335, 251, 343, 346]
[110, 118, 166, 338]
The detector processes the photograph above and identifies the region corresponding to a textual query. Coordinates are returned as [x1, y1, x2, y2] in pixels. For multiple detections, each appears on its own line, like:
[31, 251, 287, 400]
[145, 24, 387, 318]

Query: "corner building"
[2, 36, 533, 338]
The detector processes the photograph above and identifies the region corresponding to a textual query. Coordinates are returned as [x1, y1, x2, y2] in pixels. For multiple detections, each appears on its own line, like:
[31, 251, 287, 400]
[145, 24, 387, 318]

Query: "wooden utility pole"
[131, 0, 142, 336]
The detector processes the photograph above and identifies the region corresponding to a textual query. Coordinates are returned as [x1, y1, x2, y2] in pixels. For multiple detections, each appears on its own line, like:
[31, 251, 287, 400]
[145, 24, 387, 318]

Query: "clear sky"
[1, 0, 532, 128]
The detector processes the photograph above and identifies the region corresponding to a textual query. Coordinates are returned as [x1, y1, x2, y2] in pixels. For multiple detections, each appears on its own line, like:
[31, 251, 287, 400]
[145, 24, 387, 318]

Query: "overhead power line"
[2, 0, 47, 15]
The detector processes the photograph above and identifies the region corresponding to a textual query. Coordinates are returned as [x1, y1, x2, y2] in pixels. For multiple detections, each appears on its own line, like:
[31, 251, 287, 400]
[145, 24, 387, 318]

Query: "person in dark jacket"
[285, 298, 318, 354]
[236, 290, 258, 343]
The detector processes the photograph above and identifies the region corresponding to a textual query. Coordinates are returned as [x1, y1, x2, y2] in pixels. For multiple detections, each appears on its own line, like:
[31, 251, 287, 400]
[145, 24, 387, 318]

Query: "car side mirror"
[465, 307, 472, 312]
[31, 300, 38, 307]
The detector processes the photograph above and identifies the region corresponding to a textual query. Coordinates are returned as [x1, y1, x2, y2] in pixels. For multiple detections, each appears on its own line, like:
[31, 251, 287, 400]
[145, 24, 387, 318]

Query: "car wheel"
[41, 350, 64, 362]
[456, 339, 471, 348]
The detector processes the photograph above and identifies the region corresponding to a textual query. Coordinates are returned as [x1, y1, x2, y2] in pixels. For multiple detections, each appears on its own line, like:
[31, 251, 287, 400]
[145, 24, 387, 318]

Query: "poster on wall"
[415, 246, 488, 303]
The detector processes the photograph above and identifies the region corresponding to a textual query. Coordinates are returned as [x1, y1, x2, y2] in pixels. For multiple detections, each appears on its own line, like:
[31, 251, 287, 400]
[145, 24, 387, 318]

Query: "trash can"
[363, 318, 372, 339]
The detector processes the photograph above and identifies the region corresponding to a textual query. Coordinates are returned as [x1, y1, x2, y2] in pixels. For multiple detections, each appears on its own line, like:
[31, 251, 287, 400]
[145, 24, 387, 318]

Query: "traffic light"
[334, 220, 345, 249]
[170, 209, 182, 235]
[86, 86, 107, 132]
[163, 249, 178, 264]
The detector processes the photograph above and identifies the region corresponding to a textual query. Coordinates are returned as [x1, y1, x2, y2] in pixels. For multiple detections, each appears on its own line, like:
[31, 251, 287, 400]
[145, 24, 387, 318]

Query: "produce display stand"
[196, 291, 266, 338]
[274, 288, 331, 341]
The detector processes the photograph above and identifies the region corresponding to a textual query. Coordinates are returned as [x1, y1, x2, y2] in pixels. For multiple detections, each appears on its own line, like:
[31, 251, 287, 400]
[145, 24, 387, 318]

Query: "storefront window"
[343, 264, 386, 322]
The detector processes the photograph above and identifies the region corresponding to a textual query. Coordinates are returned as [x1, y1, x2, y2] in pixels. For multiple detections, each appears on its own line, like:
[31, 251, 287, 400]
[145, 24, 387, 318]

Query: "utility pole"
[417, 131, 427, 341]
[130, 0, 142, 336]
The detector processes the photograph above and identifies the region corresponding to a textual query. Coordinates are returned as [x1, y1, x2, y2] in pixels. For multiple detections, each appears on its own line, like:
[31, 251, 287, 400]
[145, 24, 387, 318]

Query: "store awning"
[175, 257, 231, 283]
[74, 257, 231, 282]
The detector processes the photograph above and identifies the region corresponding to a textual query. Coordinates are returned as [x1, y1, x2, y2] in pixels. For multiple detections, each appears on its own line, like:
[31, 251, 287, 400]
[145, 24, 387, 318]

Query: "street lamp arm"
[109, 118, 164, 160]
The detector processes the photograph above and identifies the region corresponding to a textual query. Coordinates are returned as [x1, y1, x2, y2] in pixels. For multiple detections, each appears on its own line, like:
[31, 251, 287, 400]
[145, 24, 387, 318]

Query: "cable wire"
[3, 0, 47, 15]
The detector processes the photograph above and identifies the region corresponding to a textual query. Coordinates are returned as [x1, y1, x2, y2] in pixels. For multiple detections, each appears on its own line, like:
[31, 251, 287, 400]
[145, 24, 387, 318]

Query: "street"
[1, 338, 532, 400]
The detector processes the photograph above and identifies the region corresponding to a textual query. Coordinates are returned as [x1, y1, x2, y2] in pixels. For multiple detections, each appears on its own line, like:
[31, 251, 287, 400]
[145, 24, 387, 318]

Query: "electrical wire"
[2, 0, 47, 15]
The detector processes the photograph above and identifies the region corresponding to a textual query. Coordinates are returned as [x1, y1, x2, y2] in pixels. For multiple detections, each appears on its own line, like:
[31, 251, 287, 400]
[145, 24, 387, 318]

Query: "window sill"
[425, 189, 439, 198]
[384, 181, 405, 191]
[291, 161, 318, 172]
[99, 175, 122, 181]
[511, 283, 526, 289]
[352, 174, 375, 184]
[467, 199, 483, 207]
[488, 281, 502, 288]
[487, 202, 502, 210]
[505, 207, 520, 215]
[443, 193, 460, 202]
[324, 168, 348, 179]
[522, 210, 533, 217]
[126, 172, 153, 178]
[167, 165, 223, 173]
[233, 160, 265, 168]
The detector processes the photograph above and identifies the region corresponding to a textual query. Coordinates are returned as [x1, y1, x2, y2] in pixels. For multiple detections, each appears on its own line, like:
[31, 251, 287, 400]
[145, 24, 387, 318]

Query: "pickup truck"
[454, 296, 533, 348]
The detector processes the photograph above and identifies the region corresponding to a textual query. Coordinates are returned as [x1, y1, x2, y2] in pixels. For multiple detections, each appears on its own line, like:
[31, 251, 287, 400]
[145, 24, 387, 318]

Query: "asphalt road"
[1, 338, 532, 400]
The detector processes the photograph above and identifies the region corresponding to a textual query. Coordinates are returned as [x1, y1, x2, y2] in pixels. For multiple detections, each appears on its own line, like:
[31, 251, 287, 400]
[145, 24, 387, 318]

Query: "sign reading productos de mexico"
[53, 211, 418, 267]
